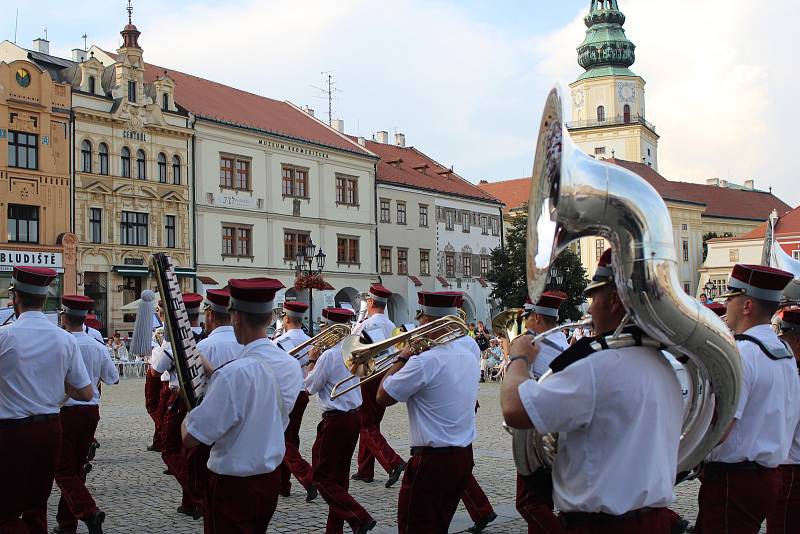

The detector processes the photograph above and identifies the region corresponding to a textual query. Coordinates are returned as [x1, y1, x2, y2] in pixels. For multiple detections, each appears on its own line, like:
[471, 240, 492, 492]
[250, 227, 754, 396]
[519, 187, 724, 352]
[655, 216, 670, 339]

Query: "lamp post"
[704, 281, 716, 302]
[294, 239, 326, 335]
[546, 267, 564, 289]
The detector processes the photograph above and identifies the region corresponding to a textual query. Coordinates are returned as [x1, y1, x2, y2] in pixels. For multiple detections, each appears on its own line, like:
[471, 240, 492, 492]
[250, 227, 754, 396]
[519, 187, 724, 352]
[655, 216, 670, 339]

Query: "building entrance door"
[84, 272, 108, 336]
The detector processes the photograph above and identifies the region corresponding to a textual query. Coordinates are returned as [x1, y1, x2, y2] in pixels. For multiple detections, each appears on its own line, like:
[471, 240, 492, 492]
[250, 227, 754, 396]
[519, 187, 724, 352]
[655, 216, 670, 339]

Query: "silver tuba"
[763, 209, 800, 304]
[509, 87, 742, 481]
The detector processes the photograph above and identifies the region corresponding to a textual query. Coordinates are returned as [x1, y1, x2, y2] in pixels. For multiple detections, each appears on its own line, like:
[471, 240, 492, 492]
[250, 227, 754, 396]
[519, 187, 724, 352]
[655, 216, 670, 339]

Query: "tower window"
[98, 143, 109, 175]
[128, 80, 136, 103]
[162, 93, 169, 111]
[597, 105, 605, 122]
[121, 147, 131, 178]
[88, 76, 96, 94]
[623, 104, 631, 123]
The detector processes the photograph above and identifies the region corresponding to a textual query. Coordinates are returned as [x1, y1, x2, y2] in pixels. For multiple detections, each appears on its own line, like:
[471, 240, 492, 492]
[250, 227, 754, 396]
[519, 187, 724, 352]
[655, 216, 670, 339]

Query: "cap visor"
[584, 280, 611, 294]
[719, 288, 745, 299]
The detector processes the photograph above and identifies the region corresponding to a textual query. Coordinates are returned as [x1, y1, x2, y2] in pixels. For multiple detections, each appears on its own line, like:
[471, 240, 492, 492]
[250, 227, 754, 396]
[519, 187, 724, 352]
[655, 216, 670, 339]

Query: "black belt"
[705, 461, 771, 472]
[60, 404, 97, 411]
[410, 445, 470, 456]
[0, 413, 59, 429]
[321, 407, 359, 419]
[560, 507, 656, 528]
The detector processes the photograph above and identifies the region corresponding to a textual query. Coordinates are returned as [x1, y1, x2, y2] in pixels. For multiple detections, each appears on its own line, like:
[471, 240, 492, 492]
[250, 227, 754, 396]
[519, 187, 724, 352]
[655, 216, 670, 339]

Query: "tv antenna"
[311, 71, 342, 126]
[82, 33, 88, 50]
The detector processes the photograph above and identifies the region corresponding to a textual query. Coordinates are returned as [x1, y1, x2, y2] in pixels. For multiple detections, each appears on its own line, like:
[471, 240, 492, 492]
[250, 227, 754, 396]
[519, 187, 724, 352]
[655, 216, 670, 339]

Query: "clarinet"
[150, 253, 207, 409]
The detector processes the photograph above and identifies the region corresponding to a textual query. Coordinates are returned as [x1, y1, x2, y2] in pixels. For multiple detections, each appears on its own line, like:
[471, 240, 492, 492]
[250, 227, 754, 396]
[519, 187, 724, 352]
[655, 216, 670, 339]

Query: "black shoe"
[52, 527, 77, 534]
[192, 508, 203, 520]
[305, 485, 318, 502]
[146, 444, 160, 452]
[82, 509, 105, 534]
[163, 468, 172, 475]
[176, 505, 194, 517]
[83, 462, 92, 475]
[675, 519, 691, 534]
[466, 511, 497, 533]
[351, 472, 374, 483]
[355, 519, 377, 534]
[385, 461, 406, 488]
[87, 440, 99, 461]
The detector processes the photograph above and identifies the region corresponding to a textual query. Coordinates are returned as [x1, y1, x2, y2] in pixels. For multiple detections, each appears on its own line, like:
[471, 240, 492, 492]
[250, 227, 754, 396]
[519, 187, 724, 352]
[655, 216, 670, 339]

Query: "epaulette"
[734, 334, 793, 361]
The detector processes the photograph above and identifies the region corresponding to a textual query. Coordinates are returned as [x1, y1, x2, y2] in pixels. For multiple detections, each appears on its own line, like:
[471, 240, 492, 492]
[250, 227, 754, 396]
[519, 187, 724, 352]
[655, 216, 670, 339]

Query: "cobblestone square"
[47, 378, 726, 533]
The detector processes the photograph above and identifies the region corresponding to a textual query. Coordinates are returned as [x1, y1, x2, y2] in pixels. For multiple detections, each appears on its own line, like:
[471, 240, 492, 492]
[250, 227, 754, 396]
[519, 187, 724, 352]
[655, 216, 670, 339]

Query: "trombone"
[287, 324, 351, 360]
[329, 315, 468, 400]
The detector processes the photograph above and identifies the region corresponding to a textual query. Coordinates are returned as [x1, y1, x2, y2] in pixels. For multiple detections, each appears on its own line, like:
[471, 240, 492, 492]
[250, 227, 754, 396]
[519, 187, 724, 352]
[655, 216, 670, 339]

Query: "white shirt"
[0, 311, 91, 419]
[709, 324, 800, 467]
[353, 312, 396, 342]
[196, 325, 242, 369]
[532, 330, 570, 379]
[84, 325, 104, 345]
[519, 345, 683, 515]
[185, 339, 286, 476]
[274, 328, 311, 369]
[151, 341, 178, 388]
[250, 338, 303, 430]
[382, 335, 481, 448]
[304, 342, 362, 413]
[65, 331, 119, 406]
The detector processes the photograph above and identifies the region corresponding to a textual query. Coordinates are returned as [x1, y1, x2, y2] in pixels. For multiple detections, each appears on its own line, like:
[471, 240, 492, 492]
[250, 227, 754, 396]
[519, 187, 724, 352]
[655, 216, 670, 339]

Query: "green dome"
[577, 0, 636, 79]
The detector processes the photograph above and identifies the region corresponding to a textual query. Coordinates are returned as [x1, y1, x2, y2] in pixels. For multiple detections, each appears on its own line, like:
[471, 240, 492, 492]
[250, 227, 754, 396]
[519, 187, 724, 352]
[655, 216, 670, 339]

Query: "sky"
[5, 0, 799, 207]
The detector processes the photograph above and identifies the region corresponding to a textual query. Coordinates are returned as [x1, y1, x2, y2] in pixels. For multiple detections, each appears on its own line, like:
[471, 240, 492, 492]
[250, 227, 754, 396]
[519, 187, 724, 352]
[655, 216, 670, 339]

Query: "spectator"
[468, 322, 476, 338]
[475, 325, 490, 353]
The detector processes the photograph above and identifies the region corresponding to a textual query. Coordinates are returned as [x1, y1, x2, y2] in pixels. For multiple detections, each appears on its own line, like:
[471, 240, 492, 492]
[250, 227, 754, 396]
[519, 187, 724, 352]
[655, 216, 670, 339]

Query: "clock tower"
[567, 0, 658, 169]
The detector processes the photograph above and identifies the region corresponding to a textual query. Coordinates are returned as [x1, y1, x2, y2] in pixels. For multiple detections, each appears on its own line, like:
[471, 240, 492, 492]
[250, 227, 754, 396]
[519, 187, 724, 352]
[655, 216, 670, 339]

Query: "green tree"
[702, 231, 733, 261]
[488, 211, 588, 322]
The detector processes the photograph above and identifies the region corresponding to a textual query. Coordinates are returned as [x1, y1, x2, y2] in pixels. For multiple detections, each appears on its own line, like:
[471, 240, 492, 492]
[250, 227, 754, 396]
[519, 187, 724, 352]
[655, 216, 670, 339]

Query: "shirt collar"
[742, 323, 776, 337]
[16, 311, 46, 321]
[240, 337, 270, 358]
[209, 325, 234, 337]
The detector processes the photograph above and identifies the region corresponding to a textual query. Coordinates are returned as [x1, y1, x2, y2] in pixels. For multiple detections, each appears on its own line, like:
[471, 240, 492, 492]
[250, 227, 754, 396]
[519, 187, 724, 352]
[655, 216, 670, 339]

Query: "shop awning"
[112, 266, 149, 277]
[175, 268, 196, 278]
[198, 276, 218, 285]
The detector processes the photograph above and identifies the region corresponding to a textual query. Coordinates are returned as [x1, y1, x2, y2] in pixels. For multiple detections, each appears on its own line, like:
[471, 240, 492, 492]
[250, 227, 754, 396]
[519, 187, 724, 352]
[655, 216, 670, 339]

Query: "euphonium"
[288, 323, 351, 360]
[509, 86, 742, 481]
[491, 308, 525, 342]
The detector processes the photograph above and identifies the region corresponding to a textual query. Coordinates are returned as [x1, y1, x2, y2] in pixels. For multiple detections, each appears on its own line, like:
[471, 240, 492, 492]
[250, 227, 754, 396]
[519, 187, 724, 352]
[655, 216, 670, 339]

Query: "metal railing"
[567, 114, 657, 132]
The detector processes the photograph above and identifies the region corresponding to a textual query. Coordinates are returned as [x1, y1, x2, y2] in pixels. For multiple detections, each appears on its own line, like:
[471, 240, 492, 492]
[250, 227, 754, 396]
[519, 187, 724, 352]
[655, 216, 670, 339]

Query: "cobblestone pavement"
[46, 378, 757, 533]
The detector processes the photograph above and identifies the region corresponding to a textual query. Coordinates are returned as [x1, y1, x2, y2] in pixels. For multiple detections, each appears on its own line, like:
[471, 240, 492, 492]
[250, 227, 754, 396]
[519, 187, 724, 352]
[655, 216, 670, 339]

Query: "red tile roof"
[105, 51, 370, 156]
[477, 178, 530, 215]
[738, 204, 800, 240]
[436, 276, 450, 287]
[356, 139, 501, 204]
[408, 275, 423, 287]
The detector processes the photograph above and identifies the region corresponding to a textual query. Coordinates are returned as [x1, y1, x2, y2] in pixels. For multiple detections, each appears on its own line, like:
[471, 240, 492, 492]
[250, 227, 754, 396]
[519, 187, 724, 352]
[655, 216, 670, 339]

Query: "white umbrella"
[119, 299, 141, 312]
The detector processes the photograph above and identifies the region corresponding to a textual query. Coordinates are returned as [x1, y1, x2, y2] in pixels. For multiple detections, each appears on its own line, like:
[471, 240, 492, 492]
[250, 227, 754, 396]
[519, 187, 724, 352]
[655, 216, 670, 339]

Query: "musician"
[151, 292, 205, 518]
[351, 284, 407, 487]
[697, 264, 800, 533]
[522, 292, 569, 380]
[376, 291, 486, 533]
[305, 307, 376, 534]
[273, 301, 318, 501]
[82, 314, 105, 345]
[0, 266, 93, 533]
[767, 308, 800, 533]
[501, 249, 684, 533]
[53, 295, 119, 534]
[182, 277, 294, 533]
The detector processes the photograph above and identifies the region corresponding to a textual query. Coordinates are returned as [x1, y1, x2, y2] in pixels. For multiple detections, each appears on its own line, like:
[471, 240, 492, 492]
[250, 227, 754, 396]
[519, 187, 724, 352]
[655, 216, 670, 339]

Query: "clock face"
[618, 83, 635, 103]
[15, 68, 31, 88]
[573, 90, 585, 109]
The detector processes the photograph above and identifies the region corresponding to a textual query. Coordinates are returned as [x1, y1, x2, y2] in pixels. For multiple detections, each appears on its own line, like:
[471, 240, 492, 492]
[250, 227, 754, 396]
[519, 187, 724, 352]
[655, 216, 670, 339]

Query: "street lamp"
[294, 239, 326, 335]
[704, 281, 716, 301]
[546, 267, 563, 288]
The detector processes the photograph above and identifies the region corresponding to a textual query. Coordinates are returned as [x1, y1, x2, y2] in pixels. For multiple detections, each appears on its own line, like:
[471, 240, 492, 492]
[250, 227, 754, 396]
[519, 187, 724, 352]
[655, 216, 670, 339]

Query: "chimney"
[72, 48, 87, 62]
[395, 133, 406, 147]
[304, 106, 315, 117]
[706, 178, 720, 187]
[479, 179, 488, 184]
[376, 131, 389, 144]
[333, 119, 345, 133]
[357, 137, 366, 147]
[720, 180, 728, 188]
[33, 38, 50, 54]
[744, 179, 754, 190]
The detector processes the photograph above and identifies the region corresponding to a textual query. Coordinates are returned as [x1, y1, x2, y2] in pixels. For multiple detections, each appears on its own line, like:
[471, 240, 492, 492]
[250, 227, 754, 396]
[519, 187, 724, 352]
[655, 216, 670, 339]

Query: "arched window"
[121, 147, 131, 178]
[623, 104, 631, 123]
[597, 105, 606, 122]
[162, 93, 169, 111]
[80, 140, 92, 173]
[98, 143, 109, 175]
[88, 76, 96, 94]
[136, 149, 146, 180]
[172, 155, 181, 185]
[157, 153, 167, 183]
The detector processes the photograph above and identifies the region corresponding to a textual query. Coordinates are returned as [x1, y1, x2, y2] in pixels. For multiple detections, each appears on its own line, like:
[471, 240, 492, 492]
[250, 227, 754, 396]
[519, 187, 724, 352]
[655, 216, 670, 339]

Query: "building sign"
[258, 138, 329, 159]
[124, 257, 145, 266]
[123, 130, 147, 141]
[210, 193, 262, 210]
[0, 249, 62, 269]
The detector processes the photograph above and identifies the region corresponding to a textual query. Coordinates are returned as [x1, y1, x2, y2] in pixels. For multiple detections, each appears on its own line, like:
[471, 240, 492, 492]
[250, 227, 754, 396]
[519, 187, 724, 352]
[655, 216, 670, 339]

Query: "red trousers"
[0, 416, 61, 534]
[161, 390, 195, 509]
[54, 406, 100, 530]
[153, 381, 171, 450]
[516, 471, 564, 534]
[461, 474, 494, 523]
[187, 444, 211, 519]
[696, 463, 782, 533]
[356, 378, 403, 479]
[279, 391, 313, 492]
[144, 371, 162, 447]
[206, 470, 280, 534]
[767, 464, 800, 534]
[560, 508, 675, 534]
[397, 446, 474, 534]
[311, 410, 373, 534]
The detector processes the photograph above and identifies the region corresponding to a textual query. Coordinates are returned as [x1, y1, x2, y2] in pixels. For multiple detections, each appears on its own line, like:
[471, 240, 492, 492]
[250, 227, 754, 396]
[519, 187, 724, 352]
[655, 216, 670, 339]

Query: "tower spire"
[120, 0, 141, 50]
[127, 0, 133, 24]
[577, 0, 636, 80]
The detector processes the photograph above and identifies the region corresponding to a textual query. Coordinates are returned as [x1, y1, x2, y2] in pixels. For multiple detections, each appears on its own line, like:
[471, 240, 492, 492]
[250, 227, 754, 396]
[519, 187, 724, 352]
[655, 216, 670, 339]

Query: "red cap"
[780, 308, 800, 331]
[85, 314, 103, 330]
[321, 307, 354, 324]
[720, 264, 793, 302]
[585, 249, 613, 293]
[524, 291, 566, 318]
[61, 295, 94, 317]
[228, 278, 284, 314]
[283, 301, 309, 318]
[369, 283, 392, 303]
[705, 302, 726, 317]
[417, 291, 464, 317]
[182, 293, 204, 316]
[204, 289, 231, 314]
[11, 266, 57, 295]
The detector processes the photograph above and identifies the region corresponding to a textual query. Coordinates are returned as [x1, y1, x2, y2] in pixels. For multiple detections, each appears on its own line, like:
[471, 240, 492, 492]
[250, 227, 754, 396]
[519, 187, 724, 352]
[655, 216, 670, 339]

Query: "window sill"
[337, 262, 361, 267]
[381, 272, 393, 275]
[462, 230, 470, 233]
[380, 220, 391, 224]
[283, 195, 310, 201]
[445, 227, 454, 231]
[397, 222, 407, 226]
[220, 185, 253, 193]
[221, 255, 255, 261]
[7, 240, 41, 245]
[335, 202, 360, 208]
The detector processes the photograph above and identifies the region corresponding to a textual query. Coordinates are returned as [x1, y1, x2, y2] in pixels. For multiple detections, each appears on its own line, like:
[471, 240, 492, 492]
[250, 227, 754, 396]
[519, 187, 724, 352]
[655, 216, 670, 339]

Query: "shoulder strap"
[245, 355, 286, 420]
[734, 334, 793, 361]
[549, 336, 596, 373]
[538, 337, 563, 352]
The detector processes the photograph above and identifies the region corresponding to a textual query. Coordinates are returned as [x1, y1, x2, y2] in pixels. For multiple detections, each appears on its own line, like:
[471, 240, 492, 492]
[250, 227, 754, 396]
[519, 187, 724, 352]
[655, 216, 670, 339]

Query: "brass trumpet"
[329, 315, 468, 400]
[288, 324, 351, 360]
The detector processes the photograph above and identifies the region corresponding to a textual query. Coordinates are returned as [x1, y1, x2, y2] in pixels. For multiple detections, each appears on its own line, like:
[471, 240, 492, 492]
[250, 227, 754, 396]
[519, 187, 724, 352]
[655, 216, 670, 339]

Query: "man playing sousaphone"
[502, 249, 685, 533]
